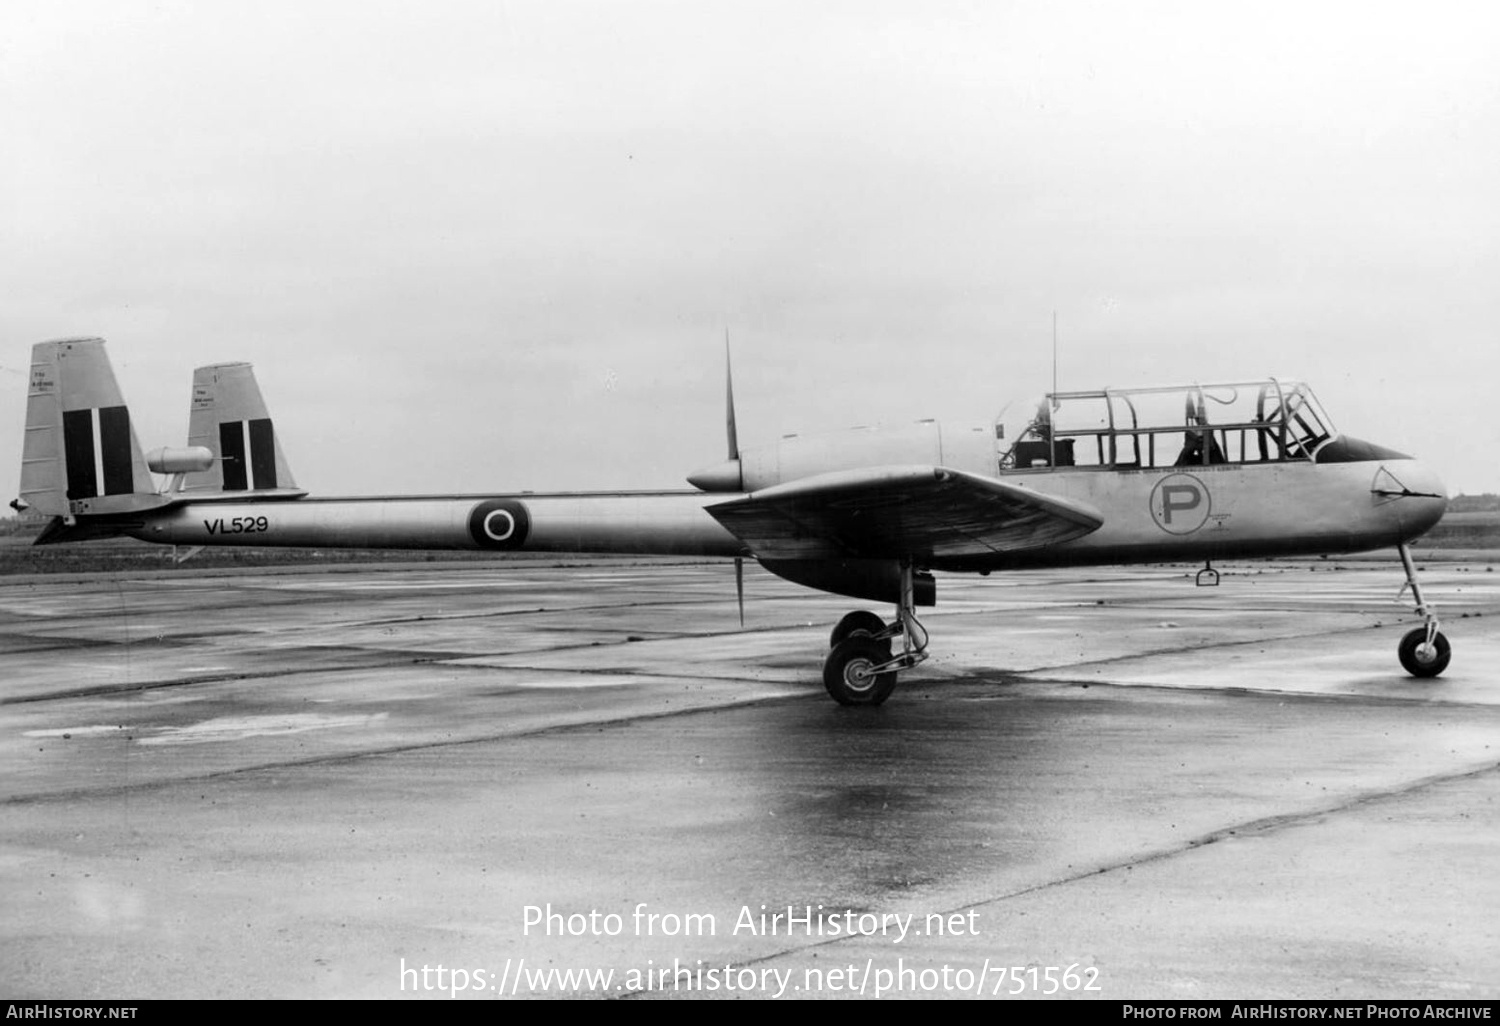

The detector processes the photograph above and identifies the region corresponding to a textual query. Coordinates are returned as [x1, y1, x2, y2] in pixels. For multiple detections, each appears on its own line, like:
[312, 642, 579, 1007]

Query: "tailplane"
[13, 340, 306, 545]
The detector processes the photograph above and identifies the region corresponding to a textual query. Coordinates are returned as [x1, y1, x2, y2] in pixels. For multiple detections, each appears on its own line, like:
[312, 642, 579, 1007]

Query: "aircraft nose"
[1408, 460, 1447, 503]
[1377, 459, 1447, 541]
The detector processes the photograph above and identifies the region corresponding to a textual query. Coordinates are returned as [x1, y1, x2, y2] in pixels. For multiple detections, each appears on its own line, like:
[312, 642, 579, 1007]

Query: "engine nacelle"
[688, 420, 995, 492]
[760, 558, 936, 606]
[146, 446, 215, 474]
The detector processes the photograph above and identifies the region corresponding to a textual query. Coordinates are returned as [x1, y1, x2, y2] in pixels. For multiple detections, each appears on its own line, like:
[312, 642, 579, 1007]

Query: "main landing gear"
[822, 562, 930, 706]
[1396, 543, 1450, 678]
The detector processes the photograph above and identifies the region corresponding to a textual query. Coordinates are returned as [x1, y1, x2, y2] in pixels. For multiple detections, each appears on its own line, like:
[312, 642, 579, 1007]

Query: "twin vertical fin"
[181, 362, 300, 496]
[17, 338, 162, 519]
[13, 339, 306, 538]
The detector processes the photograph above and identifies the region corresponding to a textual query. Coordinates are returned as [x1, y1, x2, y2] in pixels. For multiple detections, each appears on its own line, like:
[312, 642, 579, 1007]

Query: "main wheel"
[1398, 627, 1451, 678]
[830, 610, 887, 648]
[823, 638, 898, 706]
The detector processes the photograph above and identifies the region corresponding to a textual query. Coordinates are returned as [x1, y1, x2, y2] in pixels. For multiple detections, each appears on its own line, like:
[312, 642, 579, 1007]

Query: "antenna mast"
[1049, 311, 1058, 466]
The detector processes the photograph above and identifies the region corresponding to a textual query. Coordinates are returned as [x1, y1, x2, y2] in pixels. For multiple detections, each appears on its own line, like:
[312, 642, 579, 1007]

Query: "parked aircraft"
[12, 337, 1450, 705]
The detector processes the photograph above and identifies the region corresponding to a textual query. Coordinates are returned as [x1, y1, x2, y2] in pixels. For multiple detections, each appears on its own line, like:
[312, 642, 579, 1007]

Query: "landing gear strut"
[822, 561, 930, 705]
[1396, 543, 1450, 678]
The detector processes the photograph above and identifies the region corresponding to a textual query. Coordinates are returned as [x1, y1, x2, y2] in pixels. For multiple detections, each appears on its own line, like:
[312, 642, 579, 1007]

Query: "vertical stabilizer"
[182, 363, 299, 494]
[18, 338, 159, 519]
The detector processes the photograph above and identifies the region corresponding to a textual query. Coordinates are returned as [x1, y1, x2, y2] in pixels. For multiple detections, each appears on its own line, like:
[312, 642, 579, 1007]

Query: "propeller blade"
[735, 556, 745, 627]
[725, 333, 738, 461]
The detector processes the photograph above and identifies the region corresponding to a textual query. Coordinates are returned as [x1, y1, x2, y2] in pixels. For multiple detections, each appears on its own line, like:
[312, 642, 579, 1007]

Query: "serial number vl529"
[203, 516, 270, 535]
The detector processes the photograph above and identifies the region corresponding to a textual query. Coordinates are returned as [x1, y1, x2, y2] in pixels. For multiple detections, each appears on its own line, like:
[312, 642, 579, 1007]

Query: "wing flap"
[706, 465, 1103, 560]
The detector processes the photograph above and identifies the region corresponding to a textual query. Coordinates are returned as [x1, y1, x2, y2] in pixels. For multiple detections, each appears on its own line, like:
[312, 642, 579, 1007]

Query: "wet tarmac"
[1, 557, 1497, 1000]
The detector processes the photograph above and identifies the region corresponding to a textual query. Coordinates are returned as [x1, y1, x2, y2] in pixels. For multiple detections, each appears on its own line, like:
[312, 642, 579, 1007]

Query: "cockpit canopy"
[996, 380, 1336, 471]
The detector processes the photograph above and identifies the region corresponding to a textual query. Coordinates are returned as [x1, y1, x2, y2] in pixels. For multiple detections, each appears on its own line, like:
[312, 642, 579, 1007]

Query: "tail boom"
[126, 493, 746, 557]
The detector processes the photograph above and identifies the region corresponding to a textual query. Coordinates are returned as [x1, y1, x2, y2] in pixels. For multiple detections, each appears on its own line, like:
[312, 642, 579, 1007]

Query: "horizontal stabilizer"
[32, 515, 150, 545]
[706, 465, 1103, 561]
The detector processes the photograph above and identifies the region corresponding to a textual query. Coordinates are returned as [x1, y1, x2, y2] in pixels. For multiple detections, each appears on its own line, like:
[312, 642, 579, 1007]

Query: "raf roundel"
[467, 499, 531, 550]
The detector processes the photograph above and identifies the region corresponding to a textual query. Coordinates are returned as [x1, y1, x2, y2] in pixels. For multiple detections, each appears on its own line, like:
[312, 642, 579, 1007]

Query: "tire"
[830, 610, 887, 649]
[823, 638, 898, 706]
[1398, 628, 1451, 678]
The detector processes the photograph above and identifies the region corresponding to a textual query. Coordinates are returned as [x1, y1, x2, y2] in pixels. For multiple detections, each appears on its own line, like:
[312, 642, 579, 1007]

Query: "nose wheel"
[821, 561, 930, 705]
[1398, 627, 1450, 677]
[1396, 543, 1450, 678]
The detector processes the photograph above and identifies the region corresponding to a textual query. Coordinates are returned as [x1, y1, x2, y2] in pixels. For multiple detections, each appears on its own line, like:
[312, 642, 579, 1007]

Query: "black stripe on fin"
[63, 409, 98, 499]
[220, 421, 247, 490]
[99, 405, 134, 495]
[249, 418, 277, 489]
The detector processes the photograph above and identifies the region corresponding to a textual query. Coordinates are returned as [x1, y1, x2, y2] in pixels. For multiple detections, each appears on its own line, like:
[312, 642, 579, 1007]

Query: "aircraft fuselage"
[126, 451, 1446, 571]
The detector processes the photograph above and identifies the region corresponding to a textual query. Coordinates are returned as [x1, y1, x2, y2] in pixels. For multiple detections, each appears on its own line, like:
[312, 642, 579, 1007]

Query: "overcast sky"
[4, 1, 1498, 500]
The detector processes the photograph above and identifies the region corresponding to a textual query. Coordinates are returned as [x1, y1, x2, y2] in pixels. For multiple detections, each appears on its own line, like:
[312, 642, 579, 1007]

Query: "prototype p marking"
[467, 499, 531, 550]
[1150, 473, 1211, 535]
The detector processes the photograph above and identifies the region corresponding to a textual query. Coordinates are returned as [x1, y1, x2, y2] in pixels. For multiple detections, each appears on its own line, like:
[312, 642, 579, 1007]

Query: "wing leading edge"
[705, 465, 1103, 562]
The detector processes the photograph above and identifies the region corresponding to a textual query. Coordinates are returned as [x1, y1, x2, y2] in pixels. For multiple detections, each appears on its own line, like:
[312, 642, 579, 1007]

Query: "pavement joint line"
[1020, 620, 1428, 675]
[0, 689, 820, 808]
[973, 754, 1500, 903]
[0, 654, 473, 706]
[0, 619, 846, 703]
[7, 595, 1487, 636]
[438, 661, 808, 686]
[981, 675, 1500, 710]
[0, 631, 829, 704]
[618, 755, 1500, 996]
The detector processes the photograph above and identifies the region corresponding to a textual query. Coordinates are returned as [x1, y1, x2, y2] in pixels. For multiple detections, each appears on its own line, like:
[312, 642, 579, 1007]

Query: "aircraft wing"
[705, 465, 1104, 561]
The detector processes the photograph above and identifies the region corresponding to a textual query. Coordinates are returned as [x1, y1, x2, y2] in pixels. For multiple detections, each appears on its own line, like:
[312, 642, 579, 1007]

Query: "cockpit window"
[997, 397, 1063, 468]
[1265, 382, 1334, 460]
[997, 394, 1107, 468]
[996, 380, 1337, 472]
